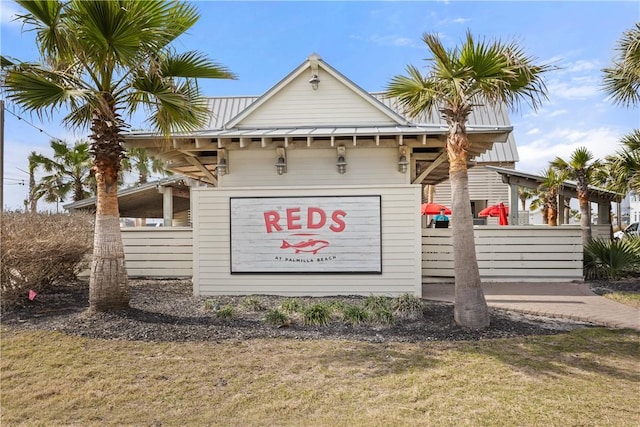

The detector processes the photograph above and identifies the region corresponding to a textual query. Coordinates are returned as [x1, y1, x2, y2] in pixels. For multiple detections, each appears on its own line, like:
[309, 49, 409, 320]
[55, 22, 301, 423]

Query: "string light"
[4, 107, 61, 141]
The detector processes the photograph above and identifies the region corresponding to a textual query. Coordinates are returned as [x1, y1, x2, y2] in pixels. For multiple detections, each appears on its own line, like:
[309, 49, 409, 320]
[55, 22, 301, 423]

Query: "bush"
[392, 294, 424, 320]
[280, 298, 303, 314]
[216, 305, 234, 319]
[584, 238, 640, 280]
[342, 304, 369, 325]
[364, 295, 391, 311]
[1, 212, 94, 309]
[203, 299, 220, 311]
[264, 308, 289, 326]
[242, 296, 264, 311]
[303, 303, 332, 326]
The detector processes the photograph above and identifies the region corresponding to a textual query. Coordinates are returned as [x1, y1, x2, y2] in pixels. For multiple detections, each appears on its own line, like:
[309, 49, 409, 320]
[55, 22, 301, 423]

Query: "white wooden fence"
[121, 228, 193, 278]
[117, 225, 586, 282]
[422, 226, 584, 283]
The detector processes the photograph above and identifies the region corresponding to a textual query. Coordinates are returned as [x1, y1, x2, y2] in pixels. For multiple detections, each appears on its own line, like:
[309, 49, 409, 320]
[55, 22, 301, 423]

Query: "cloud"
[0, 2, 21, 26]
[526, 128, 540, 135]
[546, 77, 600, 100]
[437, 17, 471, 26]
[566, 60, 599, 73]
[516, 127, 625, 175]
[350, 34, 420, 48]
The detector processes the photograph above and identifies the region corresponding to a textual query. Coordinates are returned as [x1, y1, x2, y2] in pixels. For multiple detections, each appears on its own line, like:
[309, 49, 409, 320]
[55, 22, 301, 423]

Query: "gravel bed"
[1, 278, 603, 343]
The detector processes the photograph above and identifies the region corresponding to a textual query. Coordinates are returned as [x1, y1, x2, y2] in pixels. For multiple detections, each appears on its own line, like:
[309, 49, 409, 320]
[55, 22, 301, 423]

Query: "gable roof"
[225, 53, 408, 129]
[124, 54, 517, 185]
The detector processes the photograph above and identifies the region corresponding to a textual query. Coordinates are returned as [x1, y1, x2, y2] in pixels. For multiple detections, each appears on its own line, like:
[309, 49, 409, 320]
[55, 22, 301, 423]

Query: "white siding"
[220, 148, 407, 187]
[238, 72, 397, 128]
[192, 185, 422, 296]
[422, 226, 583, 282]
[121, 228, 193, 277]
[434, 165, 512, 224]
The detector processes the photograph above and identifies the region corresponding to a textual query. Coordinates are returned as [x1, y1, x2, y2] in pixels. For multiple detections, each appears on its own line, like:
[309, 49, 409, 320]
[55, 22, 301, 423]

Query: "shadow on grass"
[458, 328, 640, 382]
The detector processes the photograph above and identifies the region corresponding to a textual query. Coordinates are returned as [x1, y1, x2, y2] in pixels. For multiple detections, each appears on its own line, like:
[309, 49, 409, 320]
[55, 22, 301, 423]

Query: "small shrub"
[364, 295, 391, 311]
[1, 212, 94, 309]
[303, 303, 332, 326]
[265, 309, 289, 326]
[584, 238, 640, 280]
[342, 304, 369, 325]
[203, 299, 220, 311]
[242, 296, 264, 311]
[392, 294, 424, 320]
[329, 299, 347, 313]
[369, 306, 394, 325]
[280, 298, 303, 314]
[216, 305, 235, 319]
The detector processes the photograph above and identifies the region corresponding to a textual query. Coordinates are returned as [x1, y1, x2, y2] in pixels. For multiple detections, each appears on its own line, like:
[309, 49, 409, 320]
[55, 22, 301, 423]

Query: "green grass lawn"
[604, 291, 640, 308]
[1, 327, 639, 426]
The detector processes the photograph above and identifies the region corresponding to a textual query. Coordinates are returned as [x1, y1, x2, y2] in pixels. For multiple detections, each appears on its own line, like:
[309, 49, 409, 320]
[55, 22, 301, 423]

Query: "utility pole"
[1, 99, 4, 212]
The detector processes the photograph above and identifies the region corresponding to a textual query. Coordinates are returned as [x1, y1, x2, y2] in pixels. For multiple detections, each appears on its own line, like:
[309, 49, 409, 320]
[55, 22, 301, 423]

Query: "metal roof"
[124, 54, 518, 186]
[195, 92, 518, 163]
[64, 177, 195, 217]
[486, 166, 624, 203]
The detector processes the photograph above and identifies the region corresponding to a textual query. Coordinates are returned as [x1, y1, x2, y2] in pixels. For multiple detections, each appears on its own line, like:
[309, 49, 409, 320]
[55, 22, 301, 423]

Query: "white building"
[123, 54, 523, 296]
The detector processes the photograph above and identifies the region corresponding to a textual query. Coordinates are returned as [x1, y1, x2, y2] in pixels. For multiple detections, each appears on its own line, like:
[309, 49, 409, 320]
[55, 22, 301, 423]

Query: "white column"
[162, 186, 173, 227]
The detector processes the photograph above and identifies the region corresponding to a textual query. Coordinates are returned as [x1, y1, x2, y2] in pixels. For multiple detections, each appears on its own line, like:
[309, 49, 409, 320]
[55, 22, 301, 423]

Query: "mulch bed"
[0, 278, 615, 343]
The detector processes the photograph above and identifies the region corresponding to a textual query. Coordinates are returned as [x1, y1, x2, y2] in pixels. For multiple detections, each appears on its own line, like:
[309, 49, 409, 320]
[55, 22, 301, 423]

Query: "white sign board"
[230, 196, 382, 273]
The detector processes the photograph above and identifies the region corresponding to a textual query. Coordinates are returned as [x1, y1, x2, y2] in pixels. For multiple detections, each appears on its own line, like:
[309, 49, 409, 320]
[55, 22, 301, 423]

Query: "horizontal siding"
[422, 226, 583, 282]
[592, 224, 612, 240]
[121, 228, 192, 278]
[192, 185, 422, 296]
[220, 148, 407, 187]
[239, 72, 397, 128]
[434, 166, 511, 223]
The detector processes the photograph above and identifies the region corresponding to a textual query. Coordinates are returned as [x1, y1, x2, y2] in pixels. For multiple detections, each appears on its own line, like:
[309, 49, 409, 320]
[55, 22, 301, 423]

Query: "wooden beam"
[412, 151, 448, 184]
[185, 156, 218, 186]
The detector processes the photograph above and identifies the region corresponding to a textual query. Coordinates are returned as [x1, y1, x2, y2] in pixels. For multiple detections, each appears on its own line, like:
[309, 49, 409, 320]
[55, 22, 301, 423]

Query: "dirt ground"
[6, 278, 632, 343]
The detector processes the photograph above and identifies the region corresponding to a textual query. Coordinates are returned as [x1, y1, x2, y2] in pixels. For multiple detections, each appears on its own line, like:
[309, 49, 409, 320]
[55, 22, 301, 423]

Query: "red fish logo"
[280, 234, 329, 254]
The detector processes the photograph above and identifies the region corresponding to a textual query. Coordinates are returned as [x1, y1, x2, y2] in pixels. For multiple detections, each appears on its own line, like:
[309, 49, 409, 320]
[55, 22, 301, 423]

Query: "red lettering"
[307, 207, 326, 229]
[329, 210, 347, 232]
[263, 211, 282, 233]
[286, 207, 302, 230]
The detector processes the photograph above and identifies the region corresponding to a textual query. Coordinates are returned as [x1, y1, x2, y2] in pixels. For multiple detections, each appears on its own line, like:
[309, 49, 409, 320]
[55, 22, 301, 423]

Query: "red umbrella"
[479, 203, 509, 226]
[497, 203, 509, 226]
[478, 204, 509, 218]
[421, 203, 451, 215]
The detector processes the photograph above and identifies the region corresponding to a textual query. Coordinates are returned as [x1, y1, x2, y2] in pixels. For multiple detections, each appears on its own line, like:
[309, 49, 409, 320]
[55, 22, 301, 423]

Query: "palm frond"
[160, 51, 237, 80]
[386, 65, 439, 118]
[602, 23, 640, 108]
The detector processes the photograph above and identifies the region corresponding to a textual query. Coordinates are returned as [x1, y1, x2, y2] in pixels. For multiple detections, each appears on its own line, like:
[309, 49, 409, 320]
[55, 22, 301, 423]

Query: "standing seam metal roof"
[203, 93, 518, 163]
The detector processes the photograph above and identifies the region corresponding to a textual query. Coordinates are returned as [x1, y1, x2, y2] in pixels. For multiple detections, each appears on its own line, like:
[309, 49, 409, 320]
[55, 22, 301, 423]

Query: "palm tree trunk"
[88, 106, 129, 312]
[89, 160, 129, 311]
[28, 171, 37, 213]
[578, 191, 592, 244]
[447, 125, 489, 329]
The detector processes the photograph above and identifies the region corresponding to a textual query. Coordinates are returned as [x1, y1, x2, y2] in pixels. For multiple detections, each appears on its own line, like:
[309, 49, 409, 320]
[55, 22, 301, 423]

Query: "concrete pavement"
[422, 282, 640, 331]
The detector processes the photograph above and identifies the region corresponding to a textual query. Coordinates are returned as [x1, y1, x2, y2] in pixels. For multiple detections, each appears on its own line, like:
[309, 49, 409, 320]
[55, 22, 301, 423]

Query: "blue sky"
[1, 0, 639, 211]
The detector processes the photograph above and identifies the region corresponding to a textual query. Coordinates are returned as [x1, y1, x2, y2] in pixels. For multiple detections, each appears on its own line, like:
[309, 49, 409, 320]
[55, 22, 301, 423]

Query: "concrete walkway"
[422, 282, 640, 331]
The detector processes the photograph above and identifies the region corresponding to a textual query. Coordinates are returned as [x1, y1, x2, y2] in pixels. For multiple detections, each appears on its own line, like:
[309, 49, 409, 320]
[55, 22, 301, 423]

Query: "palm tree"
[122, 147, 172, 225]
[122, 147, 171, 185]
[3, 1, 235, 312]
[34, 139, 94, 203]
[518, 187, 535, 211]
[538, 167, 567, 227]
[386, 31, 552, 329]
[602, 23, 640, 108]
[550, 147, 602, 244]
[26, 151, 42, 213]
[33, 174, 67, 213]
[606, 131, 640, 194]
